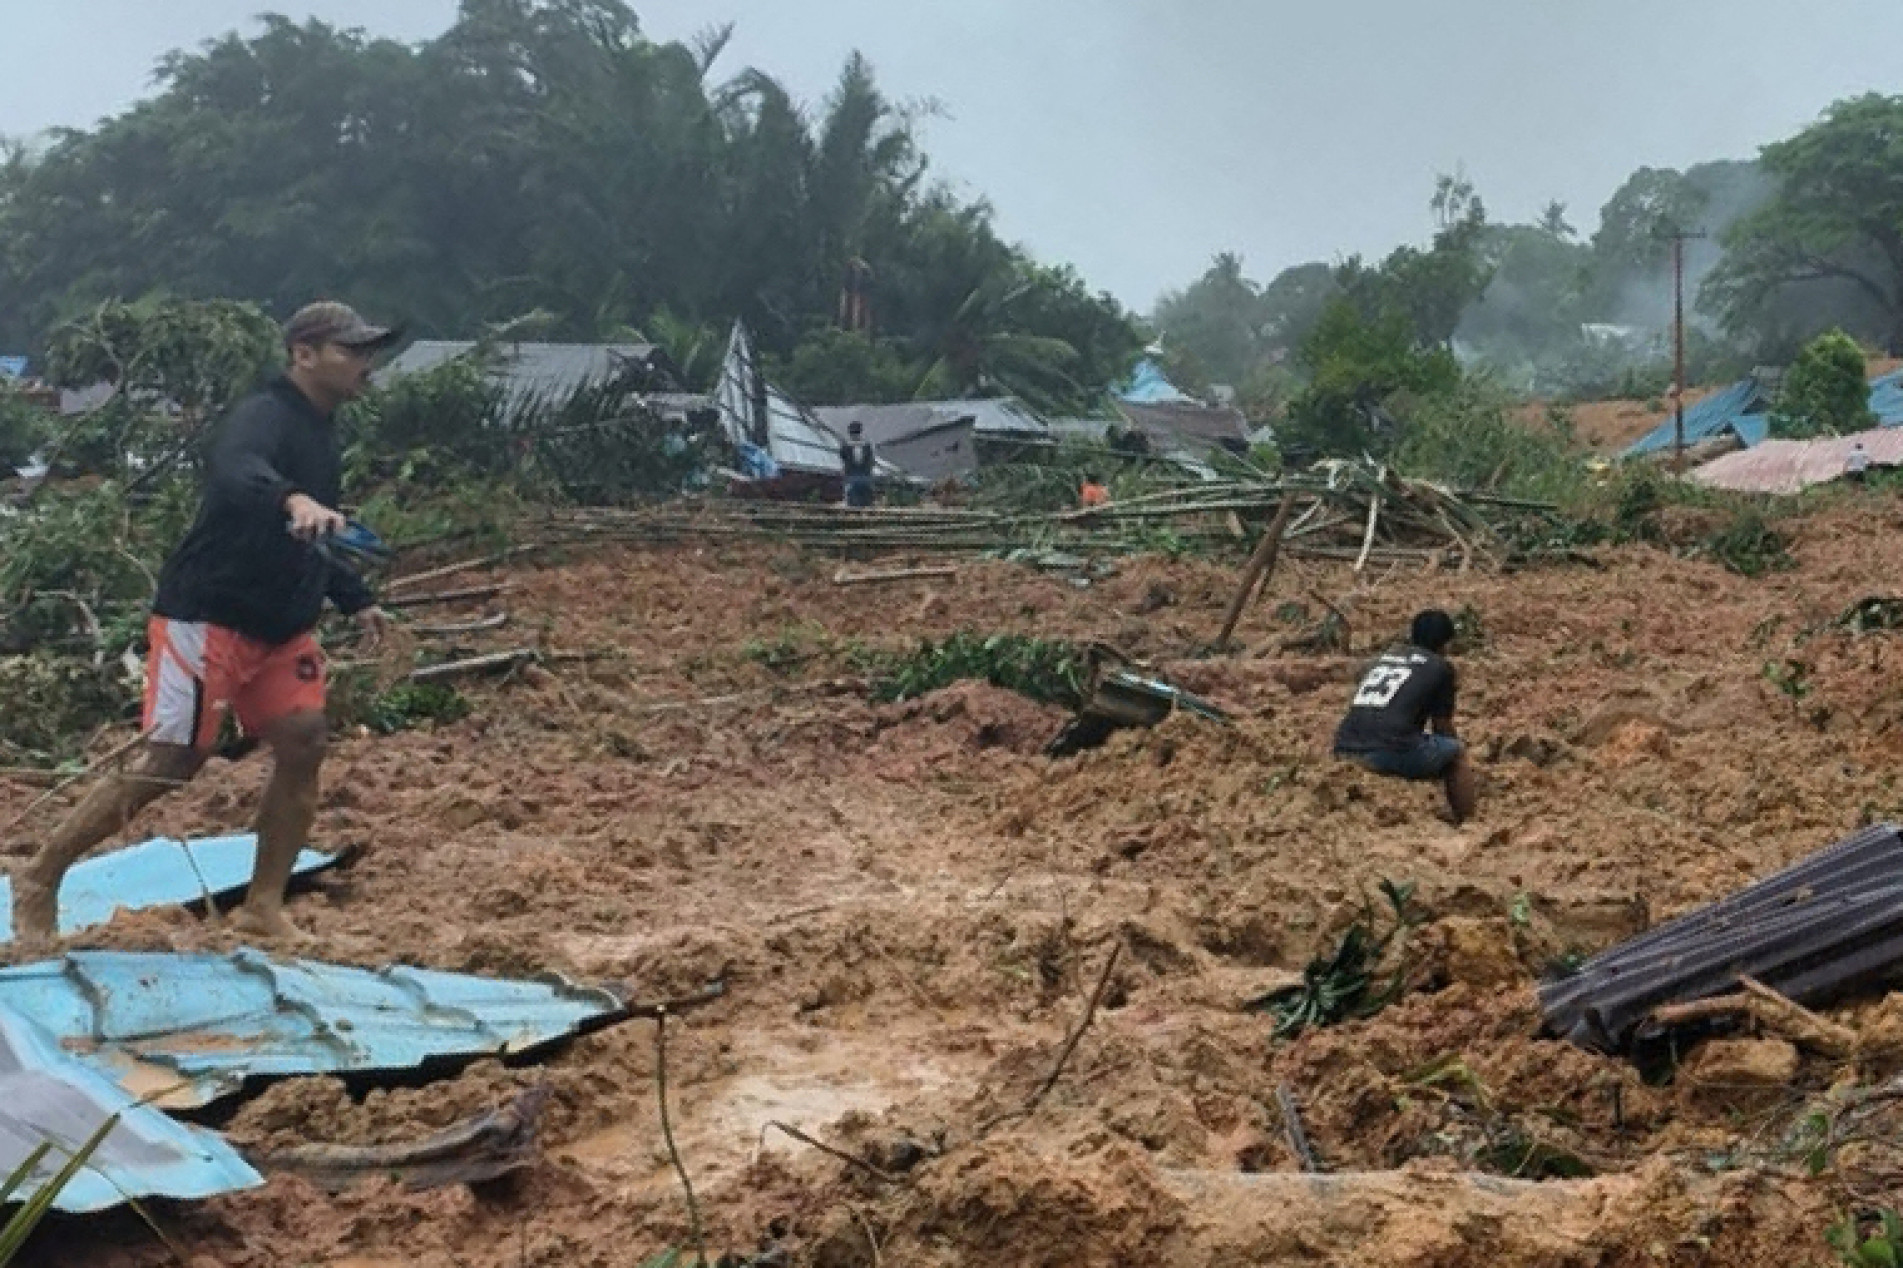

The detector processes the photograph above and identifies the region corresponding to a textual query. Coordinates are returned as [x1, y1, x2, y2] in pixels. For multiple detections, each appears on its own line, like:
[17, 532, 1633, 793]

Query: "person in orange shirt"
[1079, 473, 1110, 508]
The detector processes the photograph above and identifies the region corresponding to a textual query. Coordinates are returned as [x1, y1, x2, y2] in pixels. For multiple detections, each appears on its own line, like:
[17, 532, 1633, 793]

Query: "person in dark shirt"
[1332, 609, 1477, 824]
[14, 302, 398, 944]
[840, 421, 876, 507]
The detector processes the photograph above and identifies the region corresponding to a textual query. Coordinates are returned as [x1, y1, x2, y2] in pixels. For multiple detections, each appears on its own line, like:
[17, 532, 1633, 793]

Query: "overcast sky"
[5, 1, 1902, 313]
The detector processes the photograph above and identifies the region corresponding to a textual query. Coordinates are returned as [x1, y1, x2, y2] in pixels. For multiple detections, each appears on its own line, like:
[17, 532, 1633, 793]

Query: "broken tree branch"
[1740, 975, 1859, 1057]
[387, 544, 545, 592]
[654, 1009, 709, 1268]
[764, 1121, 901, 1186]
[411, 612, 510, 637]
[1215, 497, 1296, 652]
[1276, 1082, 1323, 1172]
[0, 726, 152, 841]
[1649, 976, 1858, 1058]
[408, 648, 541, 683]
[832, 564, 959, 586]
[384, 582, 513, 610]
[978, 941, 1125, 1137]
[1026, 940, 1123, 1111]
[1354, 491, 1383, 574]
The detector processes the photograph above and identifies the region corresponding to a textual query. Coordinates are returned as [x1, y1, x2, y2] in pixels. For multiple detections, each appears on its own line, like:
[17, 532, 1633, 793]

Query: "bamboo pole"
[1215, 496, 1296, 652]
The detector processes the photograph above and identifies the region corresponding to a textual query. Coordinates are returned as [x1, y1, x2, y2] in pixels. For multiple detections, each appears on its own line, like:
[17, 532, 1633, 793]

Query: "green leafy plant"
[363, 682, 471, 735]
[1763, 658, 1812, 702]
[0, 1112, 119, 1264]
[1254, 879, 1422, 1039]
[1702, 510, 1793, 577]
[743, 624, 835, 675]
[866, 632, 1087, 708]
[330, 676, 471, 737]
[1828, 1208, 1903, 1268]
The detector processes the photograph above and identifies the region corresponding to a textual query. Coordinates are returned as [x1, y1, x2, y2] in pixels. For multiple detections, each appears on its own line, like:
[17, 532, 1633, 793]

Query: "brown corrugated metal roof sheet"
[1540, 824, 1903, 1053]
[1689, 427, 1903, 494]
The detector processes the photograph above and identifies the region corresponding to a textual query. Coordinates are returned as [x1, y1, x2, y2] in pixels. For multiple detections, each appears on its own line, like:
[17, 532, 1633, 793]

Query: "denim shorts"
[1337, 734, 1464, 781]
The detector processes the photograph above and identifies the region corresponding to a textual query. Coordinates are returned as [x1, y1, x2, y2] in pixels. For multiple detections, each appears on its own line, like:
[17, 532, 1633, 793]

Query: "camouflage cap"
[282, 301, 398, 351]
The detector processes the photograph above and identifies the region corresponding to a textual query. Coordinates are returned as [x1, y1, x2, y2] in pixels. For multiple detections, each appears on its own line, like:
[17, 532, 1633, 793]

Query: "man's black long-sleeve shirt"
[152, 376, 374, 645]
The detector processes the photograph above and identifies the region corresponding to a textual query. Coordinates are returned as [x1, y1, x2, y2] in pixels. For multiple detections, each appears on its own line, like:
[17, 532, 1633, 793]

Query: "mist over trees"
[1153, 93, 1903, 414]
[0, 0, 1142, 411]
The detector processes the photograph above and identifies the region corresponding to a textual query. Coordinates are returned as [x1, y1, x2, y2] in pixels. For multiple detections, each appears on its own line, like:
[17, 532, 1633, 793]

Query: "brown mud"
[9, 504, 1903, 1265]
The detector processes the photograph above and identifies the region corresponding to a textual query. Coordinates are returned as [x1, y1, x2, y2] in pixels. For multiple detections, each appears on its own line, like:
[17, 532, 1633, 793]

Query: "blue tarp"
[0, 834, 344, 942]
[1623, 380, 1769, 457]
[0, 1004, 260, 1213]
[0, 950, 629, 1108]
[0, 356, 27, 381]
[1115, 359, 1197, 406]
[1871, 370, 1903, 427]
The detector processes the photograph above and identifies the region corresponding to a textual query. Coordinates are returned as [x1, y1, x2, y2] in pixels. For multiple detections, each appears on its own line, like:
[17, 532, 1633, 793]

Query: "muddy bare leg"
[1444, 753, 1477, 825]
[16, 742, 204, 941]
[230, 711, 326, 940]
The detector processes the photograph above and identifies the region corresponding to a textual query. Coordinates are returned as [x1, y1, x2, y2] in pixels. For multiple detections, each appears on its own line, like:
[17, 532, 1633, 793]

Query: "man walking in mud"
[14, 302, 398, 944]
[1332, 608, 1477, 825]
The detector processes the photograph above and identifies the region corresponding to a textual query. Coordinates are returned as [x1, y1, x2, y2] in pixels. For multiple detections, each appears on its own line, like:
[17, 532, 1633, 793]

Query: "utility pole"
[1672, 233, 1686, 472]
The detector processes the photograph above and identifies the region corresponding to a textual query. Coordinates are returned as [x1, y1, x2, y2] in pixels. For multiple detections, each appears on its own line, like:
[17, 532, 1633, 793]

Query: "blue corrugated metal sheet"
[1731, 414, 1771, 447]
[1870, 370, 1903, 427]
[1629, 372, 1903, 458]
[0, 951, 627, 1109]
[1117, 359, 1196, 405]
[0, 834, 342, 942]
[0, 1005, 259, 1213]
[1623, 380, 1769, 457]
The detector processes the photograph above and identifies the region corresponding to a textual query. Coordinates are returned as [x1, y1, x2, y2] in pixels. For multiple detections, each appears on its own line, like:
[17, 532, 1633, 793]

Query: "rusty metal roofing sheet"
[1540, 824, 1903, 1052]
[0, 834, 343, 943]
[0, 1004, 259, 1213]
[1688, 427, 1903, 495]
[0, 950, 628, 1109]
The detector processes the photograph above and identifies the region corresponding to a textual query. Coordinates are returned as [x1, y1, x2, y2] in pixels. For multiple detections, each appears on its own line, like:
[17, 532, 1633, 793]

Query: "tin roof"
[1622, 380, 1772, 457]
[0, 1004, 260, 1213]
[0, 834, 344, 943]
[714, 323, 848, 475]
[0, 950, 629, 1109]
[1689, 426, 1903, 494]
[1540, 823, 1903, 1053]
[381, 341, 676, 415]
[814, 398, 1048, 446]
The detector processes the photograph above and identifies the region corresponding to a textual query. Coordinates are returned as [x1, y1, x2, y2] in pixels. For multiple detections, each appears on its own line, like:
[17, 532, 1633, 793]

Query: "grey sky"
[6, 1, 1903, 313]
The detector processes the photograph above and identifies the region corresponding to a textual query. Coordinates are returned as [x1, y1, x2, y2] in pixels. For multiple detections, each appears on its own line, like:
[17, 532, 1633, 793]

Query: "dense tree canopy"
[0, 0, 1140, 410]
[1704, 94, 1903, 356]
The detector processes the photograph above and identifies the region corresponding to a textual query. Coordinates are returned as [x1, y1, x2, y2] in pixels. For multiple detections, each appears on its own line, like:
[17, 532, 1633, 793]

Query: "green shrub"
[1387, 373, 1585, 501]
[1775, 330, 1875, 439]
[866, 632, 1087, 707]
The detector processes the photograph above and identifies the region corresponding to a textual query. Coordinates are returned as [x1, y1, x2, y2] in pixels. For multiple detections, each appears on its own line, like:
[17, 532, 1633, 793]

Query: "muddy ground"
[12, 500, 1903, 1266]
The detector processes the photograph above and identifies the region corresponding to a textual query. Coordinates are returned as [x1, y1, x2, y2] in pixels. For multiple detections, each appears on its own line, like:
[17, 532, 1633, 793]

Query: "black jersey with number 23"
[1333, 644, 1457, 753]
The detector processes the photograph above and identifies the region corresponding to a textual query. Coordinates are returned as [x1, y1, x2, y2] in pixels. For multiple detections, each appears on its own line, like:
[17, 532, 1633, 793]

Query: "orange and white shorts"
[142, 617, 327, 751]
